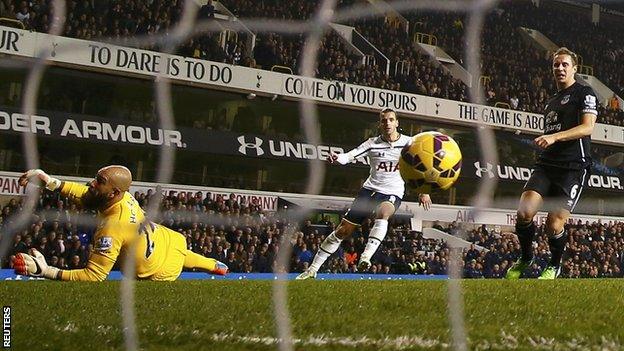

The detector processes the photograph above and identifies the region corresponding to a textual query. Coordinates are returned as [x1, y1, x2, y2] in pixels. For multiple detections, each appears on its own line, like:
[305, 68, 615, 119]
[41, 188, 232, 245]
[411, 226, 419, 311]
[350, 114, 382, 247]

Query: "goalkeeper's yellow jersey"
[59, 181, 175, 281]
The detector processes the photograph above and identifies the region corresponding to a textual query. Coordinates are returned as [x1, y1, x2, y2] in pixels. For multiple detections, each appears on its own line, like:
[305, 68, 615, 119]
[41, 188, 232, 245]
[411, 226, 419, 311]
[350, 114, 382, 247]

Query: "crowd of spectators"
[598, 105, 624, 127]
[1, 0, 180, 40]
[218, 0, 623, 122]
[1, 0, 622, 125]
[222, 0, 469, 100]
[492, 1, 624, 125]
[2, 188, 623, 279]
[349, 16, 468, 101]
[515, 1, 624, 98]
[460, 220, 624, 278]
[0, 0, 248, 64]
[398, 6, 555, 114]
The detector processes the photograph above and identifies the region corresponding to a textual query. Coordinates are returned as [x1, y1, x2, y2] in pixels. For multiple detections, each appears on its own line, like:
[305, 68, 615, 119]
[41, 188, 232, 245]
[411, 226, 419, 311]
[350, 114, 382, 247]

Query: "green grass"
[1, 279, 623, 350]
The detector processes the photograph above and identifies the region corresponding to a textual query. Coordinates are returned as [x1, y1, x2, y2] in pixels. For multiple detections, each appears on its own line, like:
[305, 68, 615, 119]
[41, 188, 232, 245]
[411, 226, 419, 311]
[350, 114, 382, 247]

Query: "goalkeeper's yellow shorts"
[150, 228, 188, 281]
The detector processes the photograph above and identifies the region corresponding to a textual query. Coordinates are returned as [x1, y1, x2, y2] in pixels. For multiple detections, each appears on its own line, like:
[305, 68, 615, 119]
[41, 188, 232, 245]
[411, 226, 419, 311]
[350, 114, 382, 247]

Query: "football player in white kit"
[296, 108, 432, 279]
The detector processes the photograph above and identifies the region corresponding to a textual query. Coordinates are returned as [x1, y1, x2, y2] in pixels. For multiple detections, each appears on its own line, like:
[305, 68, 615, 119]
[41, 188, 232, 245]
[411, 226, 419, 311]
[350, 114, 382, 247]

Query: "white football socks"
[361, 219, 388, 261]
[309, 232, 342, 272]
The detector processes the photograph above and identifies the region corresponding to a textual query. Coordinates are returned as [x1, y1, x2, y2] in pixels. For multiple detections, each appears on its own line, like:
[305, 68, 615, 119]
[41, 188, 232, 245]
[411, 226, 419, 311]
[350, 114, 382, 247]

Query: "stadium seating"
[219, 0, 624, 122]
[3, 0, 621, 125]
[463, 221, 623, 278]
[1, 0, 622, 276]
[3, 190, 622, 278]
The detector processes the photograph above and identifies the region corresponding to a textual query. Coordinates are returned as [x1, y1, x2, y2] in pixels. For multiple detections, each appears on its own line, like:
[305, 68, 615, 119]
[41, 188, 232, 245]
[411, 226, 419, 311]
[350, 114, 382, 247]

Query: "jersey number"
[570, 184, 579, 200]
[139, 222, 155, 259]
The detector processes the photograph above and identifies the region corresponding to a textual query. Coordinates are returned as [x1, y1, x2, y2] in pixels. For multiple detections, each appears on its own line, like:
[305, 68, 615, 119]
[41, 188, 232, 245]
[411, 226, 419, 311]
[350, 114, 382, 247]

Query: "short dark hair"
[553, 47, 578, 66]
[379, 108, 396, 117]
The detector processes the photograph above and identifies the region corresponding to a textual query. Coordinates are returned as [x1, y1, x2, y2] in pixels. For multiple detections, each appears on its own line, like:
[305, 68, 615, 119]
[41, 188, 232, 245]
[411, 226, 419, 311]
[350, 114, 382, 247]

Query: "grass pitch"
[1, 279, 623, 350]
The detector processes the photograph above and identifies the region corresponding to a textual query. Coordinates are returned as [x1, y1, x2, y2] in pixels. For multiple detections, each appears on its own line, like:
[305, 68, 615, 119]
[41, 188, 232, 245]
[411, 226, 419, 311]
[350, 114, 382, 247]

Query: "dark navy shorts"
[524, 165, 588, 212]
[343, 188, 402, 225]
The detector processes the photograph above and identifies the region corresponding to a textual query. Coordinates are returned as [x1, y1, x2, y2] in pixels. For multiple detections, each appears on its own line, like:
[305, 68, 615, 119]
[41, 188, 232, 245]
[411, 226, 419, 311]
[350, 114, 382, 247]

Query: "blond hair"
[553, 47, 578, 66]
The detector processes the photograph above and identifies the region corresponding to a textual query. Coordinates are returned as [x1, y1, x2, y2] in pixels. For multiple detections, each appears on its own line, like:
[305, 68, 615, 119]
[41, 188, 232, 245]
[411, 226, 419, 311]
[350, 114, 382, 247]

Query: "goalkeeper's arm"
[19, 169, 62, 191]
[13, 249, 62, 279]
[19, 169, 89, 201]
[14, 249, 115, 281]
[57, 252, 114, 281]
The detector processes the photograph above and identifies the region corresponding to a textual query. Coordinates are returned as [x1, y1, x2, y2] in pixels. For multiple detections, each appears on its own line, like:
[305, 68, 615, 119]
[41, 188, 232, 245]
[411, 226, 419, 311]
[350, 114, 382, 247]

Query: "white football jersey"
[337, 134, 412, 198]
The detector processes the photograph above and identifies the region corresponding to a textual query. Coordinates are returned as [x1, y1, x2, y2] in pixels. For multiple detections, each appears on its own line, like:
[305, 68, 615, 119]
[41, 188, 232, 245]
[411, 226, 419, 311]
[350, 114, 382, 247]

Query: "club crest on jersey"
[95, 236, 113, 252]
[561, 95, 570, 105]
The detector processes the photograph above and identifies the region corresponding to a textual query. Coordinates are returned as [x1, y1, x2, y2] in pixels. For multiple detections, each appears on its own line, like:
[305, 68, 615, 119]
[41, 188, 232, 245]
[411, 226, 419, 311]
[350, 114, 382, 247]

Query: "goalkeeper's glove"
[19, 169, 62, 191]
[13, 249, 61, 280]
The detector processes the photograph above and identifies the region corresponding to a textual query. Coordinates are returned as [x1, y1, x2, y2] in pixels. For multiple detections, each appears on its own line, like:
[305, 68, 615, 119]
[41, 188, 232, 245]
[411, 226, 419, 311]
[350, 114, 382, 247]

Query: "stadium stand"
[4, 0, 621, 125]
[3, 3, 624, 350]
[0, 1, 623, 277]
[221, 0, 622, 122]
[463, 221, 624, 278]
[599, 106, 624, 127]
[515, 1, 624, 97]
[3, 190, 622, 278]
[403, 6, 551, 113]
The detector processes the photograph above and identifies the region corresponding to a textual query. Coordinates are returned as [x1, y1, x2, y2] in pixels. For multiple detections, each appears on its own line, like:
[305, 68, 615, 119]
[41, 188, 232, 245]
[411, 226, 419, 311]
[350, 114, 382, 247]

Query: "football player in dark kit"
[506, 47, 598, 280]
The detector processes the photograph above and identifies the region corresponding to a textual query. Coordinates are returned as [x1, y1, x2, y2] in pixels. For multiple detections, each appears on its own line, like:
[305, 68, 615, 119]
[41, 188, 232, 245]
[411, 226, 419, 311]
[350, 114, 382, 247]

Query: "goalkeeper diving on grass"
[12, 165, 228, 281]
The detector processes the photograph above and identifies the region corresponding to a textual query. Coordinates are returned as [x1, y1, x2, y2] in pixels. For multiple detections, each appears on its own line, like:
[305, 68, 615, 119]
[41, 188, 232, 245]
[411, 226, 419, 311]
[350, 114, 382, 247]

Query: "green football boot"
[505, 259, 532, 279]
[538, 265, 561, 280]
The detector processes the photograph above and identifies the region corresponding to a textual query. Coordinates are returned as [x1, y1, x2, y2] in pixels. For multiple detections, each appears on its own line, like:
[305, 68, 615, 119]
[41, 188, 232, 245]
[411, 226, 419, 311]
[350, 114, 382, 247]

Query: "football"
[399, 131, 462, 192]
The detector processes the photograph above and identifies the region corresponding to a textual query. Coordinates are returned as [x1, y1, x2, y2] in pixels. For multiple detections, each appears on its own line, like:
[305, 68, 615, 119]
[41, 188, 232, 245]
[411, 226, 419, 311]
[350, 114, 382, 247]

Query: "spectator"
[199, 0, 215, 19]
[15, 2, 30, 25]
[344, 246, 358, 266]
[487, 264, 503, 278]
[609, 93, 620, 111]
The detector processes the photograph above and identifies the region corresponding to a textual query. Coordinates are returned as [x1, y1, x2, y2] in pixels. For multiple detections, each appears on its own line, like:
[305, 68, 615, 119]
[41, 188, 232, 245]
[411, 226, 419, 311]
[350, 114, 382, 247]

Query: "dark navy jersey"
[537, 82, 598, 170]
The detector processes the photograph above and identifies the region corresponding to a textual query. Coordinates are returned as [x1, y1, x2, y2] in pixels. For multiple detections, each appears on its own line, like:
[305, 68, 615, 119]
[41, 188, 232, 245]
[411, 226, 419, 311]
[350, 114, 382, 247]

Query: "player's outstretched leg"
[358, 202, 394, 273]
[358, 219, 388, 272]
[184, 251, 228, 275]
[539, 211, 569, 280]
[296, 221, 355, 280]
[296, 232, 341, 280]
[506, 221, 536, 279]
[539, 229, 566, 279]
[507, 191, 541, 279]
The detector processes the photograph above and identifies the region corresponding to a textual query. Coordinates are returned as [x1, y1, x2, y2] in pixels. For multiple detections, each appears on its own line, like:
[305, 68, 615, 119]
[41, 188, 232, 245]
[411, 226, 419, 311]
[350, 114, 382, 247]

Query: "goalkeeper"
[12, 166, 228, 281]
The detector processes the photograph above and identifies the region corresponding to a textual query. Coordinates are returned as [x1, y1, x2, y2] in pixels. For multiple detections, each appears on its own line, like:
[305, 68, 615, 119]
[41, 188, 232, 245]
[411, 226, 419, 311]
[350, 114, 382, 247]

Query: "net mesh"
[0, 0, 505, 350]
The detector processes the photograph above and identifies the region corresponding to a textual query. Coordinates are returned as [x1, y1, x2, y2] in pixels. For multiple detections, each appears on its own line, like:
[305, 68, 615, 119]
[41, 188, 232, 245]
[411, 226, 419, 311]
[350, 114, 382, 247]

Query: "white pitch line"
[205, 332, 623, 351]
[209, 333, 447, 349]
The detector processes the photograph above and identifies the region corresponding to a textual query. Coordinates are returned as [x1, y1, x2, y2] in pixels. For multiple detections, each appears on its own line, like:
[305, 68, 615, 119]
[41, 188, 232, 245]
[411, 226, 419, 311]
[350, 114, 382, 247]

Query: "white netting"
[0, 0, 503, 350]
